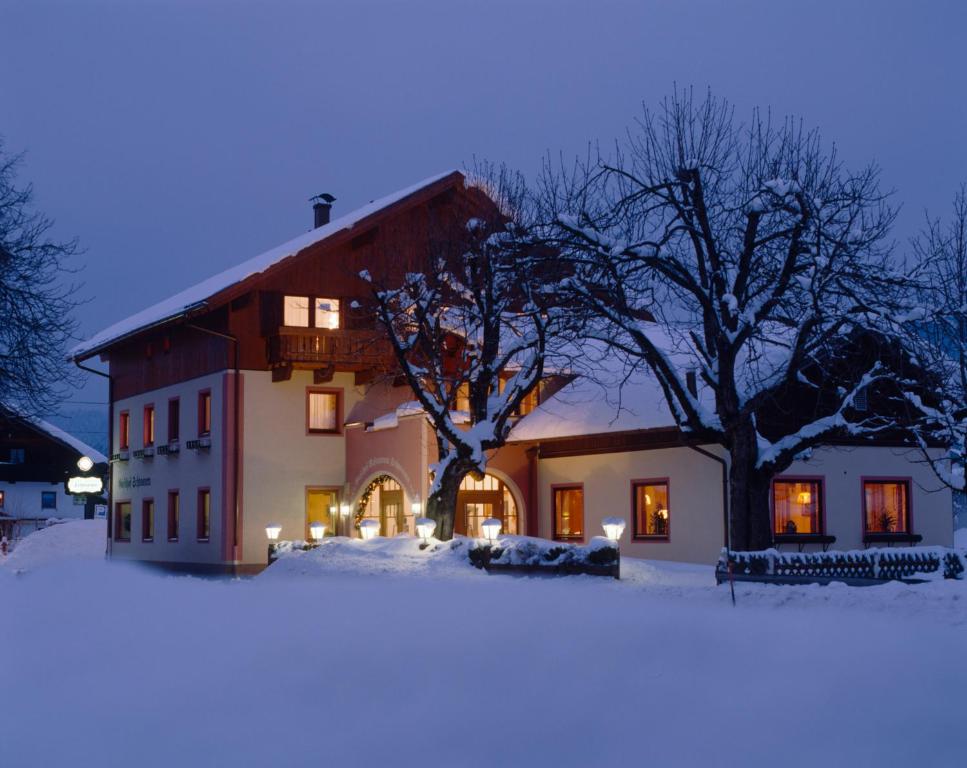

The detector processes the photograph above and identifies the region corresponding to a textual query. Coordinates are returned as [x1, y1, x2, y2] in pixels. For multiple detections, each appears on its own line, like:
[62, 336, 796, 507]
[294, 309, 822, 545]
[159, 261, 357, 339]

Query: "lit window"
[864, 480, 910, 534]
[773, 479, 823, 535]
[0, 490, 4, 508]
[41, 491, 57, 510]
[168, 398, 180, 443]
[455, 382, 470, 413]
[115, 501, 132, 541]
[553, 485, 584, 541]
[197, 489, 211, 541]
[314, 298, 340, 329]
[167, 491, 179, 542]
[143, 405, 155, 447]
[198, 391, 211, 436]
[632, 481, 670, 538]
[119, 411, 130, 450]
[284, 295, 310, 327]
[307, 390, 340, 433]
[142, 499, 154, 542]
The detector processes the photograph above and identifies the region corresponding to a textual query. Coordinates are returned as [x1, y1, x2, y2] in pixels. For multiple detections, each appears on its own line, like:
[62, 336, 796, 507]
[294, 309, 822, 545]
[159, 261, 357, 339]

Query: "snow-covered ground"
[1, 518, 105, 571]
[2, 532, 966, 767]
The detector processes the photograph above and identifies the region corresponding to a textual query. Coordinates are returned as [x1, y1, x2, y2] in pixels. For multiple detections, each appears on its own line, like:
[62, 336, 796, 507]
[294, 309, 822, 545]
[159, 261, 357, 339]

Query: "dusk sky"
[3, 0, 966, 406]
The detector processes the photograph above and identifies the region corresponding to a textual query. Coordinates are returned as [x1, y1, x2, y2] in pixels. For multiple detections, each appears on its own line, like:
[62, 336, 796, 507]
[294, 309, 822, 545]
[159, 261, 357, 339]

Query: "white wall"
[0, 481, 85, 527]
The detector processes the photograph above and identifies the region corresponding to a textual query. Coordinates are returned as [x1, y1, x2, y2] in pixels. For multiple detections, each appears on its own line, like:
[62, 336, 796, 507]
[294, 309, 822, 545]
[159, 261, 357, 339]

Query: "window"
[197, 489, 211, 541]
[307, 389, 340, 433]
[632, 480, 670, 539]
[119, 411, 130, 450]
[314, 297, 340, 329]
[41, 491, 57, 510]
[773, 478, 824, 535]
[552, 484, 584, 541]
[168, 398, 180, 443]
[283, 295, 310, 327]
[142, 499, 154, 542]
[8, 447, 25, 464]
[863, 479, 910, 534]
[0, 490, 4, 508]
[167, 491, 180, 541]
[143, 405, 155, 447]
[115, 501, 132, 541]
[198, 390, 211, 436]
[455, 382, 470, 413]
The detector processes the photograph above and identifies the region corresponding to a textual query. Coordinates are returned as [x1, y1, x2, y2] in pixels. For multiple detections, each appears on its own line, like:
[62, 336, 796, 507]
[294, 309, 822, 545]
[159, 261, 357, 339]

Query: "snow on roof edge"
[71, 169, 463, 360]
[2, 405, 107, 463]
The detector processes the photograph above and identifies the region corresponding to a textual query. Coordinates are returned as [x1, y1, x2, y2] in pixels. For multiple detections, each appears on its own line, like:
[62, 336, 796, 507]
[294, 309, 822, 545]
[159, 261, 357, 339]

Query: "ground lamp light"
[265, 523, 282, 564]
[359, 518, 379, 540]
[601, 517, 625, 580]
[309, 521, 326, 543]
[415, 517, 436, 549]
[481, 518, 502, 546]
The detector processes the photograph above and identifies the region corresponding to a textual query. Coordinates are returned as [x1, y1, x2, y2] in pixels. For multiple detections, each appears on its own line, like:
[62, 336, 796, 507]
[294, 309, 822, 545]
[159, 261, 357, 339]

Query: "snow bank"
[1, 519, 105, 571]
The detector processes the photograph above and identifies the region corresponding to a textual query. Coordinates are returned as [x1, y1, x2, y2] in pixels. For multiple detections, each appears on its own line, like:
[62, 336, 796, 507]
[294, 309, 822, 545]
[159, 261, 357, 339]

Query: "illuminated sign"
[67, 476, 104, 495]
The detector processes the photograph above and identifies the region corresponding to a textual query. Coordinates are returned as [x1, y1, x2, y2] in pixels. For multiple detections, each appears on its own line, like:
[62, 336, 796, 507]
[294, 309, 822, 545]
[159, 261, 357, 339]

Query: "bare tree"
[364, 166, 572, 539]
[0, 141, 80, 416]
[539, 89, 927, 550]
[904, 185, 967, 491]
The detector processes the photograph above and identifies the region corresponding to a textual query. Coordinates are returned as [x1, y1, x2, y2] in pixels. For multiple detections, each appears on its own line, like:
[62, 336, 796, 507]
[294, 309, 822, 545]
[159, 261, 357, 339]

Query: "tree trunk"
[728, 422, 774, 551]
[425, 457, 474, 541]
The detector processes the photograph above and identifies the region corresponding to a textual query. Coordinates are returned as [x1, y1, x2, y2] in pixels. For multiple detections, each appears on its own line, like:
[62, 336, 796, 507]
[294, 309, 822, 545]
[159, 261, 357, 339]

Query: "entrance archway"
[455, 473, 520, 537]
[355, 474, 414, 536]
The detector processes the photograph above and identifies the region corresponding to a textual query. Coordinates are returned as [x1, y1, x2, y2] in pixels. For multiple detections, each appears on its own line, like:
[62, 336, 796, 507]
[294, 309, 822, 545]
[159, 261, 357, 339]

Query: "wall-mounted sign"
[118, 476, 151, 489]
[67, 476, 104, 495]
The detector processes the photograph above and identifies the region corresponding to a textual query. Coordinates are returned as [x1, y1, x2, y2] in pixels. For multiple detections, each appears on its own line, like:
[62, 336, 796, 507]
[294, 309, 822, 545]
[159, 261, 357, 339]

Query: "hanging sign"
[67, 476, 105, 495]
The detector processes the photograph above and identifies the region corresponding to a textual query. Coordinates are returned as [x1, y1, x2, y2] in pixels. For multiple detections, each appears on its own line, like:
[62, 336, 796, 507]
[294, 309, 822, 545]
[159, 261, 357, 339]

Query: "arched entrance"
[355, 474, 414, 536]
[455, 473, 520, 537]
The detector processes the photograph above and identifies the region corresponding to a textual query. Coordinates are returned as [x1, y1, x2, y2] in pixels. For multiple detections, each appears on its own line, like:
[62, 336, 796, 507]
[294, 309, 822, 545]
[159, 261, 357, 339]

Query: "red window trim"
[114, 500, 132, 542]
[771, 475, 827, 536]
[197, 487, 211, 542]
[141, 498, 155, 542]
[551, 483, 585, 543]
[630, 477, 671, 541]
[119, 410, 130, 450]
[860, 476, 913, 535]
[305, 387, 343, 435]
[167, 397, 180, 443]
[197, 389, 212, 437]
[167, 490, 180, 542]
[143, 403, 155, 447]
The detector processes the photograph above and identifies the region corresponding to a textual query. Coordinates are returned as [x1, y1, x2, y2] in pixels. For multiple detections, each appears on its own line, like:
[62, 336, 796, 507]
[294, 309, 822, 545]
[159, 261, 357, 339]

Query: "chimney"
[310, 193, 336, 228]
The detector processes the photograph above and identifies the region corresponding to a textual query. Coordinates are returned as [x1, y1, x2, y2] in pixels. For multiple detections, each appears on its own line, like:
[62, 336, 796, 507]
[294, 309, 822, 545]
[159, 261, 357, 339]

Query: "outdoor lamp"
[602, 517, 626, 543]
[340, 503, 352, 517]
[265, 523, 282, 541]
[410, 496, 422, 516]
[309, 522, 326, 542]
[359, 519, 379, 540]
[415, 517, 436, 545]
[77, 455, 94, 472]
[481, 518, 502, 545]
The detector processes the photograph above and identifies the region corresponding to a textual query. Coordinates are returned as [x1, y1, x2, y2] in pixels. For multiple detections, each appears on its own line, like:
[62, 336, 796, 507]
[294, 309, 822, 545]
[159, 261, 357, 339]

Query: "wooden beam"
[271, 364, 293, 383]
[313, 366, 335, 384]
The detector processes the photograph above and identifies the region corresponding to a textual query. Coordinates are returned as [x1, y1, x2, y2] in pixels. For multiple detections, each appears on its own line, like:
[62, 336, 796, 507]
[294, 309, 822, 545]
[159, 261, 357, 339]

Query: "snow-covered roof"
[72, 170, 462, 360]
[1, 405, 107, 463]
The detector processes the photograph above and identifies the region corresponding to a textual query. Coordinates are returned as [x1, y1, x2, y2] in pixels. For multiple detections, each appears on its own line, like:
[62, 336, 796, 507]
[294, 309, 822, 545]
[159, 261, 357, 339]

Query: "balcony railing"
[267, 328, 391, 369]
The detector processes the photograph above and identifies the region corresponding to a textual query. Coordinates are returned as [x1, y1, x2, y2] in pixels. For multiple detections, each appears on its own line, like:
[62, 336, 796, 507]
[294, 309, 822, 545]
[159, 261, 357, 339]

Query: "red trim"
[141, 498, 154, 542]
[119, 411, 130, 450]
[771, 475, 827, 536]
[167, 397, 180, 443]
[114, 500, 131, 542]
[526, 447, 539, 537]
[860, 476, 913, 535]
[630, 477, 671, 541]
[142, 403, 155, 447]
[305, 387, 343, 435]
[197, 487, 211, 542]
[167, 490, 180, 542]
[551, 483, 585, 543]
[197, 389, 212, 437]
[220, 372, 244, 562]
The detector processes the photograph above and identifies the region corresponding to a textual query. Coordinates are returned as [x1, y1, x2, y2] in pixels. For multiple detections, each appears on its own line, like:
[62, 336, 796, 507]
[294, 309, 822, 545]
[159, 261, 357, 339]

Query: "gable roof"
[0, 405, 107, 464]
[71, 170, 463, 361]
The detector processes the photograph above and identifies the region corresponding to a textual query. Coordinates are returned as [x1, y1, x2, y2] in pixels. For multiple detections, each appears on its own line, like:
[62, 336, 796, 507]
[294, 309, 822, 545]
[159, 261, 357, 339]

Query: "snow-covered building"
[72, 171, 954, 573]
[0, 405, 108, 541]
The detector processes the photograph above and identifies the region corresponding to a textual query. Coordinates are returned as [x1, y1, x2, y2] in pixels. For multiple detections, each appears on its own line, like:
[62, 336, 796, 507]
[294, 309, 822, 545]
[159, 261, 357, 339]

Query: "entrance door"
[379, 488, 404, 536]
[306, 488, 338, 539]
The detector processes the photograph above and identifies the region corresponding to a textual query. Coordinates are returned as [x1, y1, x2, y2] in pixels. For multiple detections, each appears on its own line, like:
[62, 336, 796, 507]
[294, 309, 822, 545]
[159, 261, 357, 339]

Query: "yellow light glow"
[797, 491, 812, 505]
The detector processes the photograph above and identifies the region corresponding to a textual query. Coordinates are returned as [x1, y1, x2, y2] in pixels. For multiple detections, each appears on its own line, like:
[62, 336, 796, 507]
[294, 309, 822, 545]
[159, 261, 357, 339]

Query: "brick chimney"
[311, 193, 336, 228]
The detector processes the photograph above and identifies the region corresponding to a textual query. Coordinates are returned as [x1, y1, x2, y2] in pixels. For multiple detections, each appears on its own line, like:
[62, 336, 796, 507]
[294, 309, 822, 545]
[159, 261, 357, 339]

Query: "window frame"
[282, 294, 311, 328]
[119, 410, 130, 450]
[197, 487, 211, 542]
[313, 297, 341, 330]
[114, 500, 132, 542]
[551, 483, 585, 543]
[197, 390, 212, 437]
[142, 498, 155, 542]
[0, 489, 4, 509]
[305, 387, 343, 435]
[630, 477, 671, 541]
[167, 490, 180, 542]
[41, 490, 57, 510]
[167, 397, 180, 443]
[143, 403, 155, 447]
[771, 475, 827, 536]
[861, 476, 913, 535]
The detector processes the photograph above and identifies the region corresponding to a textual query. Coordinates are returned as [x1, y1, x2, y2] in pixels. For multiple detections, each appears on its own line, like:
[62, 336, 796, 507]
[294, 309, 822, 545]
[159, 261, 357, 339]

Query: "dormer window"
[282, 295, 340, 329]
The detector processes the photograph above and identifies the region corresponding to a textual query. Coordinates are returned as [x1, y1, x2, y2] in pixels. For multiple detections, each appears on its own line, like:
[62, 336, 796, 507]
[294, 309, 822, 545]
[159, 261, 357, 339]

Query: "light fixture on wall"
[602, 517, 626, 543]
[410, 496, 422, 517]
[481, 518, 502, 545]
[359, 519, 379, 540]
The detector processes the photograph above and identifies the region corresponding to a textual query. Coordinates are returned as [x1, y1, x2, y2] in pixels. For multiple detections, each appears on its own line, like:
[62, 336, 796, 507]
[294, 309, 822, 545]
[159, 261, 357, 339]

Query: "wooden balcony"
[267, 328, 392, 380]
